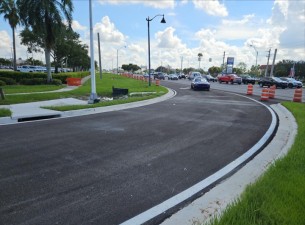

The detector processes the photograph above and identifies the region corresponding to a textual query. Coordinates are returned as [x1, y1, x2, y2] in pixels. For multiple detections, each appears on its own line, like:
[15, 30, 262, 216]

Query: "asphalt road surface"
[0, 82, 272, 225]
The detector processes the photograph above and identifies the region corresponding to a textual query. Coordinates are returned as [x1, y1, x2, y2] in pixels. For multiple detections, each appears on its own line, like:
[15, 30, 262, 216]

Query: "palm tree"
[198, 53, 203, 69]
[0, 0, 19, 71]
[17, 0, 73, 82]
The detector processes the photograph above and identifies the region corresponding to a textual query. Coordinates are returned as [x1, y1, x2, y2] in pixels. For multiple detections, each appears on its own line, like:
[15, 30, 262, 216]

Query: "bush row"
[0, 71, 89, 85]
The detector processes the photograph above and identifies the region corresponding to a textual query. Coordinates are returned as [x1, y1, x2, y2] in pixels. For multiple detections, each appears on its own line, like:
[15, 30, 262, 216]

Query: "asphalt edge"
[159, 102, 297, 225]
[120, 94, 279, 225]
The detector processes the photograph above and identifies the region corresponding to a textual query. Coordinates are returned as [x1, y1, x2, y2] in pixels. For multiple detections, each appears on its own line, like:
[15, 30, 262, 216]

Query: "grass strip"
[0, 108, 12, 117]
[3, 85, 65, 94]
[44, 93, 165, 111]
[205, 102, 305, 225]
[0, 73, 167, 105]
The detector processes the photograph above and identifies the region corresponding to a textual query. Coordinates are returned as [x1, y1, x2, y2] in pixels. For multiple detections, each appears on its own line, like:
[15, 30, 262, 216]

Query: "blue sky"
[1, 0, 304, 70]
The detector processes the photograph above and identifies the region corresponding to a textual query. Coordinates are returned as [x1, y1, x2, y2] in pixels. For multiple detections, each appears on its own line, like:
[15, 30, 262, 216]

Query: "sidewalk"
[0, 88, 176, 125]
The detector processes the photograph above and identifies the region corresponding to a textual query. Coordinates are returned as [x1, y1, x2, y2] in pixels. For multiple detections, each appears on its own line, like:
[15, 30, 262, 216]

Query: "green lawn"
[2, 85, 65, 94]
[0, 108, 11, 117]
[205, 102, 305, 225]
[0, 73, 168, 108]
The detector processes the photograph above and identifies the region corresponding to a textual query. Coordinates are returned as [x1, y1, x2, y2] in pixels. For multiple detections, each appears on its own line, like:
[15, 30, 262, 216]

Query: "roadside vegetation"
[0, 72, 167, 109]
[0, 108, 11, 117]
[205, 102, 305, 225]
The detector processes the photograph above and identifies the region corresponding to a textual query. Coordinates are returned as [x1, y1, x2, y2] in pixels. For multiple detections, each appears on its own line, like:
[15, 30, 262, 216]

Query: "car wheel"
[288, 84, 293, 88]
[226, 81, 228, 84]
[231, 80, 234, 84]
[259, 83, 263, 87]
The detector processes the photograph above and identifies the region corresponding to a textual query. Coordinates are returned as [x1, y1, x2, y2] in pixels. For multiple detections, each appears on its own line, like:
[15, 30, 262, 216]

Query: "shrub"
[20, 78, 47, 85]
[0, 80, 6, 86]
[0, 77, 17, 85]
[50, 79, 62, 85]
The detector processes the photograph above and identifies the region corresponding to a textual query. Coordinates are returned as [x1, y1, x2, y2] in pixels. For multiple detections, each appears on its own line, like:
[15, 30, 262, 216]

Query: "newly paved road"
[0, 82, 272, 225]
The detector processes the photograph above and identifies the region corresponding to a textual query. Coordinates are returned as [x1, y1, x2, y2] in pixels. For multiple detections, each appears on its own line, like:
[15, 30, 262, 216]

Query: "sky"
[0, 0, 304, 71]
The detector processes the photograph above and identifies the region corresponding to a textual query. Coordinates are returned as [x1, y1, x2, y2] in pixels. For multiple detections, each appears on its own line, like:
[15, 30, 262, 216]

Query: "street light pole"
[117, 45, 126, 74]
[146, 14, 166, 86]
[88, 0, 99, 103]
[250, 44, 258, 75]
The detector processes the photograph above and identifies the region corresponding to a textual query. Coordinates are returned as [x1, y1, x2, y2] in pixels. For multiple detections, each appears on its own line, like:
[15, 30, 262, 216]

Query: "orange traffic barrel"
[293, 88, 303, 102]
[269, 85, 276, 99]
[155, 79, 160, 86]
[246, 84, 253, 95]
[261, 88, 269, 101]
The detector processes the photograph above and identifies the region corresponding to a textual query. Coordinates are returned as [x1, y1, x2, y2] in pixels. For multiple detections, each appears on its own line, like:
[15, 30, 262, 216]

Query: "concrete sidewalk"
[0, 89, 176, 125]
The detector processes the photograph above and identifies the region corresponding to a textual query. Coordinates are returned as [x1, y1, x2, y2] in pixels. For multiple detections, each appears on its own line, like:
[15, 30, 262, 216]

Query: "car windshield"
[273, 77, 281, 81]
[195, 78, 207, 82]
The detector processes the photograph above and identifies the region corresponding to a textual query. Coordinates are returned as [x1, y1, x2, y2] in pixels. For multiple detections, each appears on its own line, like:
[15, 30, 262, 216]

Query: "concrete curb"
[159, 103, 297, 225]
[0, 88, 176, 125]
[120, 95, 278, 225]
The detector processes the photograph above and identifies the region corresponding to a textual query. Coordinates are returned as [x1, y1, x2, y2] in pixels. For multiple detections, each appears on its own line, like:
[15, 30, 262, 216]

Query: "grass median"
[205, 102, 305, 225]
[0, 73, 168, 114]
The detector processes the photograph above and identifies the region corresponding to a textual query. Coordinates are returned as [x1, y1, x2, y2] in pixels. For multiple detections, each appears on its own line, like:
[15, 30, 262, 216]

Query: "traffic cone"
[261, 88, 269, 101]
[293, 88, 302, 102]
[246, 84, 253, 95]
[269, 85, 276, 99]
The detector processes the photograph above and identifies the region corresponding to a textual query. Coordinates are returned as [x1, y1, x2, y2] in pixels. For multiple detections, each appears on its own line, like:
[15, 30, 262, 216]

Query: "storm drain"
[17, 114, 61, 122]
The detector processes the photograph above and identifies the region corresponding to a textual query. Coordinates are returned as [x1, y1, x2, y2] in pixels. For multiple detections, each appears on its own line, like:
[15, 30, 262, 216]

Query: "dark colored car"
[153, 72, 165, 80]
[204, 74, 217, 82]
[258, 77, 288, 89]
[240, 75, 256, 85]
[191, 77, 210, 91]
[178, 73, 186, 79]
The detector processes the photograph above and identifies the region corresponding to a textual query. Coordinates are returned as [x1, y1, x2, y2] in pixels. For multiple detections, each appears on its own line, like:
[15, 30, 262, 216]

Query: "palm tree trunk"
[45, 48, 52, 83]
[12, 27, 17, 71]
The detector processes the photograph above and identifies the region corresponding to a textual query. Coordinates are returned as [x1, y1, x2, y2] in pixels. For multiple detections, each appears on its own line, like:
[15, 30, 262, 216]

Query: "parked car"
[178, 73, 186, 79]
[258, 77, 288, 89]
[191, 77, 210, 91]
[218, 74, 242, 84]
[153, 72, 165, 80]
[168, 74, 179, 80]
[280, 77, 303, 88]
[188, 71, 202, 80]
[203, 74, 217, 82]
[240, 74, 256, 85]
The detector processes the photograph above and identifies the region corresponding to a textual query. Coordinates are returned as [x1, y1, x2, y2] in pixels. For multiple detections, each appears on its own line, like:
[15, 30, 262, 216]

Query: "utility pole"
[265, 48, 271, 77]
[222, 51, 225, 74]
[270, 49, 277, 77]
[180, 56, 183, 74]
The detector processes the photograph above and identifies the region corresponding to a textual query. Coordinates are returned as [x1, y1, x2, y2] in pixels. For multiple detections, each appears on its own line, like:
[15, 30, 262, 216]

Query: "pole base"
[88, 93, 100, 104]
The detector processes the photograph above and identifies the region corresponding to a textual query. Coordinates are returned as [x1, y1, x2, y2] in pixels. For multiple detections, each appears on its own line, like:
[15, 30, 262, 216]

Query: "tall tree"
[17, 0, 73, 82]
[0, 0, 19, 71]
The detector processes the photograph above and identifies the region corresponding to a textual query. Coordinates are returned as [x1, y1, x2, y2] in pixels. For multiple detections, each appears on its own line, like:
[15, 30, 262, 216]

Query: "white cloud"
[72, 20, 87, 31]
[0, 30, 11, 58]
[193, 0, 228, 17]
[155, 27, 184, 48]
[222, 14, 255, 26]
[98, 0, 175, 9]
[93, 16, 126, 45]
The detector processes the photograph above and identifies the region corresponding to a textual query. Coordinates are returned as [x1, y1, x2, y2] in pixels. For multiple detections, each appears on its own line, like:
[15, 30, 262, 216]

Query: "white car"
[280, 77, 303, 88]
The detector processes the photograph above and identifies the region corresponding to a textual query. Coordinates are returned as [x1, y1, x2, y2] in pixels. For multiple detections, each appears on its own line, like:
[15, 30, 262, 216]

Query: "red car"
[218, 74, 242, 84]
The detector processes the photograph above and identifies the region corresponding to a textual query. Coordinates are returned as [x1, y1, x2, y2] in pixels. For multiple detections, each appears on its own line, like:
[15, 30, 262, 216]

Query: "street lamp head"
[160, 15, 166, 23]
